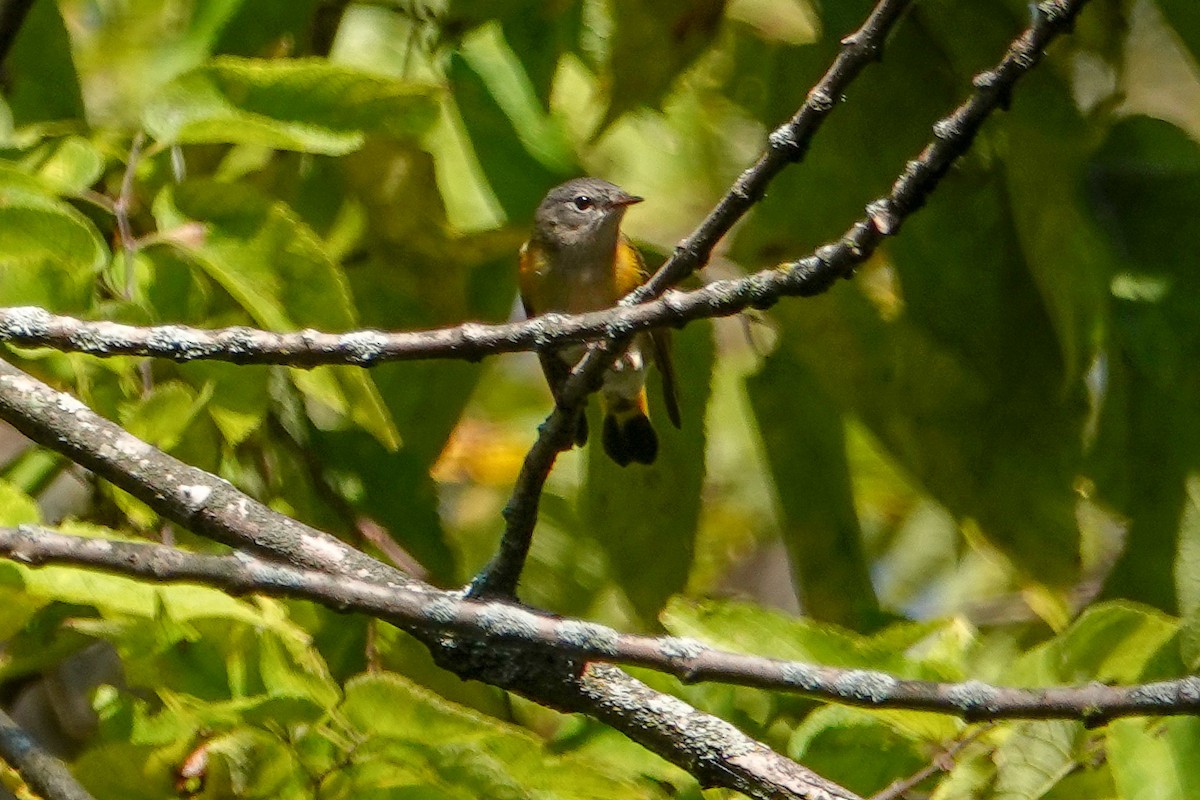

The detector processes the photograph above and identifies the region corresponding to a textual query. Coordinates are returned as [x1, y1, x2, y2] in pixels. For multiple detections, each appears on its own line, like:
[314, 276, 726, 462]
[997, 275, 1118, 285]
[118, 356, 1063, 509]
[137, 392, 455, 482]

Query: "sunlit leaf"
[152, 181, 400, 449]
[0, 177, 106, 310]
[1108, 717, 1200, 800]
[449, 34, 573, 222]
[1008, 602, 1179, 685]
[340, 673, 673, 798]
[661, 596, 954, 678]
[21, 135, 107, 195]
[119, 381, 209, 452]
[993, 721, 1082, 800]
[788, 706, 930, 797]
[0, 480, 42, 526]
[144, 57, 440, 154]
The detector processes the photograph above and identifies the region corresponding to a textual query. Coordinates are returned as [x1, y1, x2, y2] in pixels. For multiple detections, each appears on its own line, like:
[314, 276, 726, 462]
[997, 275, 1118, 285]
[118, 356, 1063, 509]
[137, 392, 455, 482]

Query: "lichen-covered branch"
[0, 365, 856, 800]
[5, 526, 1196, 728]
[0, 359, 414, 588]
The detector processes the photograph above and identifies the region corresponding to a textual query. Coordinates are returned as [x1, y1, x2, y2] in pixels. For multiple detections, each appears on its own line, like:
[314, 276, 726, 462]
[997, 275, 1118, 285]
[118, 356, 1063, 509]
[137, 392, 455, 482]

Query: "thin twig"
[114, 132, 146, 300]
[265, 411, 427, 577]
[868, 726, 994, 800]
[2, 526, 1197, 727]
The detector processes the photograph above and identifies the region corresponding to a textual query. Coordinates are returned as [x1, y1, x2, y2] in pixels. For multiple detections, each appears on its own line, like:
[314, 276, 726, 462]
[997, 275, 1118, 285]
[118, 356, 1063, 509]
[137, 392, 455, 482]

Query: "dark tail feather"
[602, 412, 658, 467]
[574, 410, 588, 447]
[650, 329, 682, 429]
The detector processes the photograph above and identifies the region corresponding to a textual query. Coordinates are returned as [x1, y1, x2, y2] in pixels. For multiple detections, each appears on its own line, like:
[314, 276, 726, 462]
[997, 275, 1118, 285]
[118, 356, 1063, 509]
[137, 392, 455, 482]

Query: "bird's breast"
[537, 246, 619, 314]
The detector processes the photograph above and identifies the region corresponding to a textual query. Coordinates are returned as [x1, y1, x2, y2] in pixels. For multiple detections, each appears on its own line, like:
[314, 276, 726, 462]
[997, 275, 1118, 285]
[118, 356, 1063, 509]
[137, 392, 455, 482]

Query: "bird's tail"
[600, 390, 658, 466]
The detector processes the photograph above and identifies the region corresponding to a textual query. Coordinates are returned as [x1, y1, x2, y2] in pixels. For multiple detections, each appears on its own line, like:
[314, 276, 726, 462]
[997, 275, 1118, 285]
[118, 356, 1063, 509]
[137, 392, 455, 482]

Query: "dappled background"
[2, 0, 1200, 797]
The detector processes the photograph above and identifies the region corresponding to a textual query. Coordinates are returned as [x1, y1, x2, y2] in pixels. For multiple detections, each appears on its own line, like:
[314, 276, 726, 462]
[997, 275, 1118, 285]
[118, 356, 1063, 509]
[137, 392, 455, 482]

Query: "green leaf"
[730, 16, 1085, 588]
[209, 0, 322, 57]
[20, 135, 107, 195]
[143, 57, 440, 154]
[460, 25, 575, 172]
[1108, 717, 1200, 800]
[0, 480, 42, 526]
[747, 351, 879, 627]
[75, 743, 179, 800]
[340, 673, 671, 799]
[499, 3, 584, 104]
[583, 322, 713, 622]
[1180, 479, 1200, 667]
[119, 381, 210, 452]
[1009, 602, 1179, 685]
[0, 184, 106, 310]
[257, 628, 340, 708]
[3, 0, 86, 125]
[0, 446, 65, 498]
[661, 597, 953, 678]
[788, 706, 929, 798]
[449, 34, 573, 222]
[931, 745, 996, 800]
[206, 727, 302, 798]
[1004, 70, 1110, 383]
[1087, 117, 1200, 610]
[1157, 0, 1200, 66]
[1041, 763, 1119, 800]
[604, 0, 725, 125]
[993, 721, 1082, 800]
[137, 246, 216, 323]
[180, 361, 271, 447]
[152, 181, 400, 449]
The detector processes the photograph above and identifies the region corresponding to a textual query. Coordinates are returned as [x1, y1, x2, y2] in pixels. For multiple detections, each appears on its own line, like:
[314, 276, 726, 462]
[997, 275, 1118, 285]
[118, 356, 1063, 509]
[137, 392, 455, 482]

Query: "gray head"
[531, 177, 642, 251]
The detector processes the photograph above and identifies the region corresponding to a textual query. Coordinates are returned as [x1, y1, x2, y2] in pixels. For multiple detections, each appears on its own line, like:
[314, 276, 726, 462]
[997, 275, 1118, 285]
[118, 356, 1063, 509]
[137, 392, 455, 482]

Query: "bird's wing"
[616, 237, 682, 428]
[518, 240, 541, 320]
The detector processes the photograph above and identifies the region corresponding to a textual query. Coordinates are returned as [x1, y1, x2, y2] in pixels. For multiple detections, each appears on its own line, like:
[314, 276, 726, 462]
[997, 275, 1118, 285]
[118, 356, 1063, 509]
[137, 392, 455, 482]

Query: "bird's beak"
[609, 193, 643, 209]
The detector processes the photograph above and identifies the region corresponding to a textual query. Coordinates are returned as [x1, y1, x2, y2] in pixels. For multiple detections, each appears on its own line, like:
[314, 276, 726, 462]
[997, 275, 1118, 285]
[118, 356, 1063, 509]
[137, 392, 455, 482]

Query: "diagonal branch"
[635, 0, 915, 297]
[5, 526, 1197, 728]
[867, 726, 993, 800]
[0, 359, 413, 588]
[0, 361, 858, 800]
[470, 0, 1093, 599]
[0, 708, 96, 800]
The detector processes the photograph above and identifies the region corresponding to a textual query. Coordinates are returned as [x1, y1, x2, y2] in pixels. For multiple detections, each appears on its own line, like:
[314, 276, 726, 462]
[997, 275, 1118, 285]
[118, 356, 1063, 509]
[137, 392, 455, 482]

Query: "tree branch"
[0, 362, 858, 800]
[4, 526, 1197, 728]
[0, 359, 414, 589]
[0, 708, 96, 800]
[0, 0, 910, 376]
[470, 0, 1093, 599]
[636, 0, 915, 297]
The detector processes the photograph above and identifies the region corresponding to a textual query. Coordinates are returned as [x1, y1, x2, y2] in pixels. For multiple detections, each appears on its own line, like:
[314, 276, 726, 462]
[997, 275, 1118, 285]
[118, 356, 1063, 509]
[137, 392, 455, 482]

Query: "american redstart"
[519, 178, 681, 466]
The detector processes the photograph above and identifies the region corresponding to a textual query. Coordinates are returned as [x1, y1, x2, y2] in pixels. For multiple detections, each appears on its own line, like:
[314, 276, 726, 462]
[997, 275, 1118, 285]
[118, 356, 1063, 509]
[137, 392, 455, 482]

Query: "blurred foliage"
[0, 0, 1199, 797]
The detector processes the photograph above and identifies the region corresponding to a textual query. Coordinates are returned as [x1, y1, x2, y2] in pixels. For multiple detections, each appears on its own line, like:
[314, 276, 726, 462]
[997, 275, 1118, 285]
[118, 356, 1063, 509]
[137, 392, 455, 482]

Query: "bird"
[518, 177, 681, 466]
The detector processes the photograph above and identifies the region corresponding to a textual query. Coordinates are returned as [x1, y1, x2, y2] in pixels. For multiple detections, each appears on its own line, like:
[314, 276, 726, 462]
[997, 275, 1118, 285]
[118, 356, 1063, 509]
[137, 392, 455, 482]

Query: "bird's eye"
[571, 195, 594, 211]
